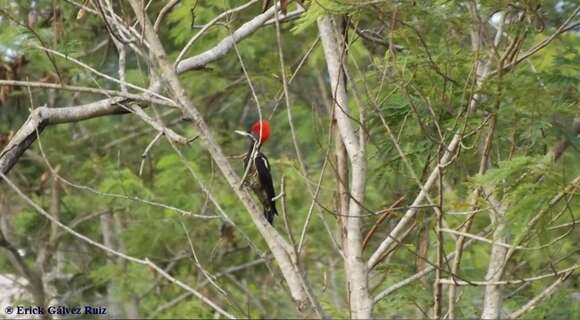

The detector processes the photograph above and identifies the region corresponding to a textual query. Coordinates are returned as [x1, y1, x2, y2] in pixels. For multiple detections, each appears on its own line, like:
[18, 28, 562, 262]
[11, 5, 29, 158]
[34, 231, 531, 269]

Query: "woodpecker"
[235, 120, 278, 224]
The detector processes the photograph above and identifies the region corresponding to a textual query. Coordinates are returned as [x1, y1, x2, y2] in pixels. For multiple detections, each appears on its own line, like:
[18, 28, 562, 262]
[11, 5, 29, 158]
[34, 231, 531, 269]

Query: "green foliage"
[293, 0, 349, 34]
[167, 0, 196, 45]
[100, 168, 150, 198]
[13, 207, 42, 235]
[0, 0, 578, 318]
[471, 156, 567, 237]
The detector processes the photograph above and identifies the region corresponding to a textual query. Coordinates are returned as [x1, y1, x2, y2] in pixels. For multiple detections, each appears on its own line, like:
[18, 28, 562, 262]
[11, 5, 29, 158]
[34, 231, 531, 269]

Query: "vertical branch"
[317, 17, 360, 157]
[335, 124, 349, 248]
[37, 167, 62, 271]
[100, 212, 125, 318]
[449, 4, 504, 317]
[480, 195, 509, 319]
[280, 176, 297, 250]
[274, 2, 339, 256]
[480, 117, 506, 320]
[48, 172, 61, 249]
[318, 15, 372, 318]
[480, 7, 512, 316]
[433, 169, 444, 318]
[317, 71, 349, 250]
[447, 209, 476, 319]
[449, 114, 498, 318]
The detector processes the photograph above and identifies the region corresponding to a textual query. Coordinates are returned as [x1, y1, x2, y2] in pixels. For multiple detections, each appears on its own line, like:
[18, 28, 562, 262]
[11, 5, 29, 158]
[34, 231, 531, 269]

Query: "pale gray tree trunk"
[318, 15, 372, 319]
[481, 196, 508, 319]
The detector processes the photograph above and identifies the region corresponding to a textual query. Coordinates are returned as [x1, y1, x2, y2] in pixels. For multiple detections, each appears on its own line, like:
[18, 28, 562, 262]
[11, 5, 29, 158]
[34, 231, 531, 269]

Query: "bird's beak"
[234, 130, 257, 142]
[234, 130, 252, 138]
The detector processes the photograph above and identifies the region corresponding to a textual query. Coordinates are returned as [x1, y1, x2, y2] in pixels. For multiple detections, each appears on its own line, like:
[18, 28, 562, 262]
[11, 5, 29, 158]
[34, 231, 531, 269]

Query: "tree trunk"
[481, 196, 508, 319]
[318, 15, 372, 318]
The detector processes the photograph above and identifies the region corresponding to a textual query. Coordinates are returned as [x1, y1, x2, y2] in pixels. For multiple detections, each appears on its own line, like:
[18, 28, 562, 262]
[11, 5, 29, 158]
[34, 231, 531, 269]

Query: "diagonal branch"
[1, 98, 126, 175]
[488, 6, 580, 77]
[367, 133, 462, 268]
[175, 0, 260, 65]
[508, 271, 573, 319]
[176, 3, 278, 73]
[126, 1, 326, 317]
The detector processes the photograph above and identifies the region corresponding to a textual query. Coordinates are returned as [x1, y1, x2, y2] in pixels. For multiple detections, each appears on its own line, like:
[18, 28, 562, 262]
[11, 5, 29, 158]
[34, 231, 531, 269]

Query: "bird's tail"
[264, 203, 278, 225]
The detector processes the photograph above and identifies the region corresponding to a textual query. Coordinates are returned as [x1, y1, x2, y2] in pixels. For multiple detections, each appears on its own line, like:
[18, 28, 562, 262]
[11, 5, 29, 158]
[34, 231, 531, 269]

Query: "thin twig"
[439, 264, 579, 286]
[139, 132, 163, 176]
[0, 80, 176, 107]
[154, 0, 181, 32]
[362, 197, 405, 251]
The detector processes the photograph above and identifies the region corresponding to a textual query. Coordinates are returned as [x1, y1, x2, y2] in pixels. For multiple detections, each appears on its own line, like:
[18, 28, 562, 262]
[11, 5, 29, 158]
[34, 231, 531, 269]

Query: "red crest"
[250, 120, 271, 143]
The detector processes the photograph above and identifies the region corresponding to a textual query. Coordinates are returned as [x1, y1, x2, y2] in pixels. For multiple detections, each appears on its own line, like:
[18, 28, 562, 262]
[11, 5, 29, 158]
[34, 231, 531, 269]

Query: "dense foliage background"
[0, 0, 578, 318]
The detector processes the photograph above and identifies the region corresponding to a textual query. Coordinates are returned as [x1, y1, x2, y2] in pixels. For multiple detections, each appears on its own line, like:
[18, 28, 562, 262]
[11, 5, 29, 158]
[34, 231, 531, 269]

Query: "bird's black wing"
[255, 152, 278, 223]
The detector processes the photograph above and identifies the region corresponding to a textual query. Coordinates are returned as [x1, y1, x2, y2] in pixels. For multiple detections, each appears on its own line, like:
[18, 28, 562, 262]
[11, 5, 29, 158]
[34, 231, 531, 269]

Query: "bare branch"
[368, 133, 462, 268]
[175, 0, 260, 65]
[508, 271, 573, 319]
[154, 0, 181, 32]
[176, 3, 277, 73]
[0, 80, 175, 106]
[439, 264, 579, 286]
[1, 98, 123, 174]
[489, 6, 580, 77]
[318, 15, 372, 319]
[373, 237, 478, 304]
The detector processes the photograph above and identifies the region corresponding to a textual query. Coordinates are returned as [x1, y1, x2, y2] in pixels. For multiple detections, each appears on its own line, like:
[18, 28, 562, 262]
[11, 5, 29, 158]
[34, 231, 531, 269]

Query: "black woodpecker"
[236, 120, 278, 224]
